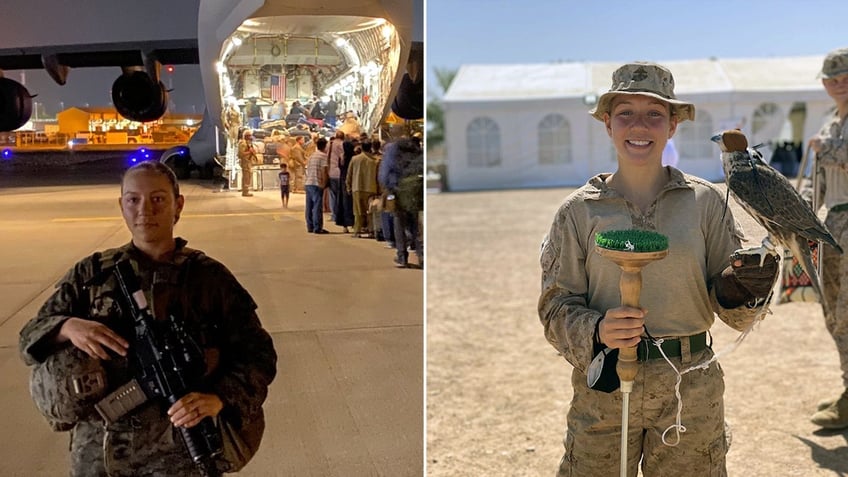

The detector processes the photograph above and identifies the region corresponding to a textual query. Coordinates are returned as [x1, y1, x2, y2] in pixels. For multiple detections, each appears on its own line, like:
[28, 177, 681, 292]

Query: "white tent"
[442, 56, 832, 191]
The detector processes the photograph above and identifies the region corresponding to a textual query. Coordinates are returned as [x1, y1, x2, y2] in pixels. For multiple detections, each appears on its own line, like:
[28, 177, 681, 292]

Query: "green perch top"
[595, 229, 669, 253]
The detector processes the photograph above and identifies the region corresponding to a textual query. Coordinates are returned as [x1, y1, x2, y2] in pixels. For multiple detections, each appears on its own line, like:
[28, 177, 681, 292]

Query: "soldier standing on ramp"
[238, 130, 258, 197]
[20, 161, 277, 476]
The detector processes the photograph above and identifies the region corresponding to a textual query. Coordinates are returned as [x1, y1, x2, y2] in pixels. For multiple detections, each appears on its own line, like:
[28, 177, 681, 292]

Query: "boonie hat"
[819, 47, 848, 79]
[590, 62, 695, 122]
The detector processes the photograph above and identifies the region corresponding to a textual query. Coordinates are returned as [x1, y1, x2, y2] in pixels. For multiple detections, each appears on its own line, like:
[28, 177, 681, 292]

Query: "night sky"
[8, 64, 206, 117]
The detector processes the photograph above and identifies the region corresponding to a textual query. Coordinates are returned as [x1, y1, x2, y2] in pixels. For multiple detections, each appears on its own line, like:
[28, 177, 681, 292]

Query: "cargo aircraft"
[0, 0, 423, 178]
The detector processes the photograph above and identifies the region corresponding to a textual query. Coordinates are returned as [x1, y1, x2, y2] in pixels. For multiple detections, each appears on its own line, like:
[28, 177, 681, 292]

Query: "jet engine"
[391, 72, 423, 120]
[0, 77, 33, 132]
[390, 41, 423, 120]
[111, 71, 169, 123]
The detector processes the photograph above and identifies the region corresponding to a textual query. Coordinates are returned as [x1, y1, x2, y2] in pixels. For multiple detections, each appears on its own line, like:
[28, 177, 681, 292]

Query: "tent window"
[751, 102, 786, 146]
[676, 110, 714, 160]
[538, 114, 572, 164]
[467, 117, 501, 167]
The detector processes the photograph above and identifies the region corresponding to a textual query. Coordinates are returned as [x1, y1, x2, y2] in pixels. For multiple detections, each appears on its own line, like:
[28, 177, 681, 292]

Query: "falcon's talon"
[760, 236, 778, 253]
[732, 245, 779, 267]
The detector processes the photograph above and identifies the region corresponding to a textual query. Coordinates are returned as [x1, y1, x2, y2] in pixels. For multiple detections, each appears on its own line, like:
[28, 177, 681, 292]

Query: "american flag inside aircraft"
[270, 75, 285, 102]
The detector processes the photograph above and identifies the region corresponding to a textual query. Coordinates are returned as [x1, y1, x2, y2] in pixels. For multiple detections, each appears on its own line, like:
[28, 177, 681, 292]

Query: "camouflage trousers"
[69, 405, 203, 477]
[559, 347, 727, 477]
[822, 210, 848, 389]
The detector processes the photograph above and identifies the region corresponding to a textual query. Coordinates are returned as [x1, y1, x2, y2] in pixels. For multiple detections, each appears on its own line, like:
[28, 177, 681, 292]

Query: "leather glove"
[724, 250, 780, 298]
[714, 249, 780, 309]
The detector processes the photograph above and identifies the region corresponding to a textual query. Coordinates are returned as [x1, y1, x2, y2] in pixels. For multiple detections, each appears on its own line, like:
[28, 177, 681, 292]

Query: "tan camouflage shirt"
[815, 112, 848, 209]
[539, 167, 764, 374]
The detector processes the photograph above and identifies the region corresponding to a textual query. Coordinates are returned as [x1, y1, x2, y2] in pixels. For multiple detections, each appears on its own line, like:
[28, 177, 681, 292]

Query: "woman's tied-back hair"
[121, 160, 181, 198]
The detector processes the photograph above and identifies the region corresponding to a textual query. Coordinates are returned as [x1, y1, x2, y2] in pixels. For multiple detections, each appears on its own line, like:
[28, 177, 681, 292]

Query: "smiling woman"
[538, 62, 780, 477]
[19, 159, 278, 476]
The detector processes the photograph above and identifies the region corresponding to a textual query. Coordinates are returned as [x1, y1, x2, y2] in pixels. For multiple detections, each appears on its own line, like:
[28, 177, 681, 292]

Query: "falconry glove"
[731, 250, 780, 297]
[720, 250, 780, 302]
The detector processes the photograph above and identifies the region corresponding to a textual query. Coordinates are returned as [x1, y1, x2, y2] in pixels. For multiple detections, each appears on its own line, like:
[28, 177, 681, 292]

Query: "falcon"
[712, 129, 843, 310]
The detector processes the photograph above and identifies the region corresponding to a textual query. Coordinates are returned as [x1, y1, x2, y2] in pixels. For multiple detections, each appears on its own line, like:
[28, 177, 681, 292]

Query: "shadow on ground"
[794, 432, 848, 475]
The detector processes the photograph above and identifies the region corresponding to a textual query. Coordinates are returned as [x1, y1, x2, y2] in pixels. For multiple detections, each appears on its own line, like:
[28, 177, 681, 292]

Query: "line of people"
[231, 105, 424, 269]
[299, 130, 424, 268]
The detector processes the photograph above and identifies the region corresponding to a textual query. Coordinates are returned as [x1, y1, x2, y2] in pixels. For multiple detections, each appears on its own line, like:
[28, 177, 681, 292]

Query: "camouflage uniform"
[20, 239, 277, 476]
[222, 104, 242, 146]
[289, 142, 307, 192]
[563, 349, 725, 477]
[238, 138, 257, 194]
[817, 109, 848, 388]
[539, 170, 765, 476]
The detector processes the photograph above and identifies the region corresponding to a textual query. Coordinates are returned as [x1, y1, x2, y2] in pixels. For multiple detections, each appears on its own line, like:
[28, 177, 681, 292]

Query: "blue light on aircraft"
[128, 148, 151, 165]
[1, 149, 11, 159]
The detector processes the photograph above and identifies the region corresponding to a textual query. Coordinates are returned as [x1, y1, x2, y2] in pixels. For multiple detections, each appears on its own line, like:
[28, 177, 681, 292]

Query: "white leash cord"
[650, 300, 771, 446]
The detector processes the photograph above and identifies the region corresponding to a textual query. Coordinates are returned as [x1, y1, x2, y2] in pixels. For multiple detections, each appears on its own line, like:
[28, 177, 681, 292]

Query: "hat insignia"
[631, 67, 648, 82]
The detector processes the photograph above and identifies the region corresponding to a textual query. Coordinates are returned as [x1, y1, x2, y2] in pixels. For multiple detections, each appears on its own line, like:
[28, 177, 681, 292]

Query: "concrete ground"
[0, 175, 422, 476]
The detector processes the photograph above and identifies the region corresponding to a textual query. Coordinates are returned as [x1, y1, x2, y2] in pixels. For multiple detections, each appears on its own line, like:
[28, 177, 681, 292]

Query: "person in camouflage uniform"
[538, 62, 779, 476]
[288, 136, 307, 193]
[19, 161, 277, 476]
[809, 47, 848, 429]
[238, 130, 258, 197]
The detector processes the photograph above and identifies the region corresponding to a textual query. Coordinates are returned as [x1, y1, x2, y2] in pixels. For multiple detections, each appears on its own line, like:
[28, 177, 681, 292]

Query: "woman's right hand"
[598, 306, 645, 349]
[56, 317, 129, 360]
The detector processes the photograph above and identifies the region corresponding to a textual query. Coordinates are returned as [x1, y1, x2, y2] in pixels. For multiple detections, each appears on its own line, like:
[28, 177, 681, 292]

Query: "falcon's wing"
[726, 150, 832, 243]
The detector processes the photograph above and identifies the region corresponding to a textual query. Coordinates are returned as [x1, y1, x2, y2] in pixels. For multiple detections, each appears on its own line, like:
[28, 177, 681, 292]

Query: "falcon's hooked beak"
[712, 129, 748, 153]
[711, 133, 729, 153]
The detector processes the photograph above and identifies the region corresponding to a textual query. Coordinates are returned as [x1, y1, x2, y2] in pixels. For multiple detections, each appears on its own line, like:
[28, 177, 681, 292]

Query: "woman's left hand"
[167, 392, 224, 428]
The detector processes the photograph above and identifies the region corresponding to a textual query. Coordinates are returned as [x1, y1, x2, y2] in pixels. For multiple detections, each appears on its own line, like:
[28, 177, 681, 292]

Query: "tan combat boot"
[815, 388, 848, 411]
[811, 391, 848, 429]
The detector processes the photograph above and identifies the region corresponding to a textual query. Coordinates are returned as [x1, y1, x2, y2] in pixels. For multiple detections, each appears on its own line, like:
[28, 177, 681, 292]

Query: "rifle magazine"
[94, 379, 148, 425]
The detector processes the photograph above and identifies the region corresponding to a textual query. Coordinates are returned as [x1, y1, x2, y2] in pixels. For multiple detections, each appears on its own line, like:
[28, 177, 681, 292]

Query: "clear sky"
[426, 0, 848, 98]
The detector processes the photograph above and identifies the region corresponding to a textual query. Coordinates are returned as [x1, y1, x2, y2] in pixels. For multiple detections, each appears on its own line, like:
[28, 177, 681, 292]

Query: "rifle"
[95, 259, 223, 477]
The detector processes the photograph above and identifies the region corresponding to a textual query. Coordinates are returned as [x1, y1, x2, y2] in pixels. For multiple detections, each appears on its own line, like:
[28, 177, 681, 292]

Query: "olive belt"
[830, 203, 848, 213]
[637, 331, 709, 361]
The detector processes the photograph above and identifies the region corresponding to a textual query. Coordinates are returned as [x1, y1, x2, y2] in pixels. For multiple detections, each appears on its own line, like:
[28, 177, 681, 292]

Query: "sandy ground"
[426, 185, 848, 477]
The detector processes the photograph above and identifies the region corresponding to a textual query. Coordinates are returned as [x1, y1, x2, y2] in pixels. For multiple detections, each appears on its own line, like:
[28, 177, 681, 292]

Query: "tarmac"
[0, 174, 423, 476]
